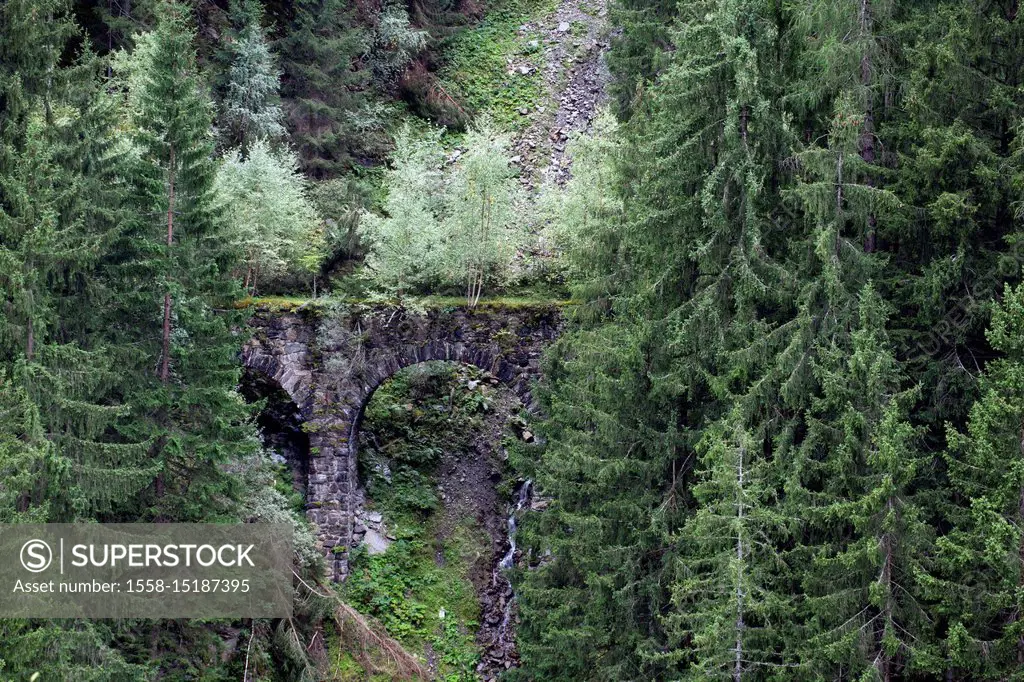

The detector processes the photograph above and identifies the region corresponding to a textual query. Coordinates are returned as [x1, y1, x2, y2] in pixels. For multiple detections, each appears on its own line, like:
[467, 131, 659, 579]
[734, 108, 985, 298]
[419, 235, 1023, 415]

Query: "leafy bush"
[359, 118, 528, 304]
[358, 125, 447, 296]
[344, 542, 432, 640]
[216, 140, 323, 295]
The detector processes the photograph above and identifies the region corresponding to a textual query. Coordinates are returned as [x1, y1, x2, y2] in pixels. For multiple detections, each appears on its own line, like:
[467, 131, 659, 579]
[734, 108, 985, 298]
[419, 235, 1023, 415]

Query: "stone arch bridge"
[243, 301, 563, 580]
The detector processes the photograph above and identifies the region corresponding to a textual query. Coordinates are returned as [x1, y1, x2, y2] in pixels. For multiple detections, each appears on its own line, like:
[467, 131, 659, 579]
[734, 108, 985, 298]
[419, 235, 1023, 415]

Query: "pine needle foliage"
[515, 0, 1024, 679]
[114, 0, 257, 521]
[221, 8, 286, 151]
[276, 0, 369, 177]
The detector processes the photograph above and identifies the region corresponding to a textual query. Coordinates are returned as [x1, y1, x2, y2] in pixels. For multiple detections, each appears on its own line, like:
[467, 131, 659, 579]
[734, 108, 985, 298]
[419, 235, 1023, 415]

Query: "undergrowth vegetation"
[340, 362, 512, 681]
[438, 0, 557, 128]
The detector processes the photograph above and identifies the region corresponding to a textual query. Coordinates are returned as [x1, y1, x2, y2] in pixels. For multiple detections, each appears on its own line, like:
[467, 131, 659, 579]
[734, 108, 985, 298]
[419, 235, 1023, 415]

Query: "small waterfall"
[496, 480, 532, 639]
[479, 479, 533, 677]
[499, 479, 532, 571]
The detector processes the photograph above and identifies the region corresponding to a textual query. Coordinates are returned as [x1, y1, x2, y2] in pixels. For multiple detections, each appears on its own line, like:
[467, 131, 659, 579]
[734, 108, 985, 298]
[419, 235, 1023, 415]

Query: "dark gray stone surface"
[242, 302, 563, 580]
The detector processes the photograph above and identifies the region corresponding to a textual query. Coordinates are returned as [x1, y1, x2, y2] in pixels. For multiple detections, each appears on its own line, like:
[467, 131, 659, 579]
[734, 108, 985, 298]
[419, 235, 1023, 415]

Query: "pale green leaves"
[216, 140, 322, 295]
[359, 117, 527, 304]
[444, 117, 525, 305]
[358, 126, 447, 296]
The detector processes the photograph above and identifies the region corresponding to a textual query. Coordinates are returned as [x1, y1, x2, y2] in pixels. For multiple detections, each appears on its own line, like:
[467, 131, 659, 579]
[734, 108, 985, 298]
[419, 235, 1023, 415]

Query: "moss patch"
[248, 294, 576, 313]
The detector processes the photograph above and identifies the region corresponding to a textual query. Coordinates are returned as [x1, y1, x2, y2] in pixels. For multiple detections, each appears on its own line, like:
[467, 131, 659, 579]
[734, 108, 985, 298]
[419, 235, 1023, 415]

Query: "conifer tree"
[0, 2, 157, 676]
[516, 1, 793, 676]
[515, 1, 1024, 679]
[593, 0, 794, 415]
[605, 0, 676, 117]
[366, 0, 427, 92]
[0, 618, 147, 680]
[119, 0, 257, 520]
[767, 94, 899, 422]
[663, 411, 794, 679]
[0, 0, 154, 518]
[276, 0, 368, 177]
[220, 1, 286, 151]
[936, 281, 1024, 677]
[882, 1, 1024, 436]
[132, 0, 221, 387]
[791, 0, 892, 253]
[513, 323, 687, 681]
[791, 286, 937, 678]
[90, 0, 160, 55]
[0, 0, 73, 521]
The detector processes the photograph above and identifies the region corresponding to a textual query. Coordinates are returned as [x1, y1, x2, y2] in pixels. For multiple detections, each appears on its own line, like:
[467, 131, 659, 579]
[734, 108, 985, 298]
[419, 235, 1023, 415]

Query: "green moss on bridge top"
[240, 295, 578, 314]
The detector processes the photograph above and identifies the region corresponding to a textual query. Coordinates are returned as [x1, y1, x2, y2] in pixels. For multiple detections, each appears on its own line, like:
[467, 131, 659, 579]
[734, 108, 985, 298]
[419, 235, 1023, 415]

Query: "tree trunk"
[1016, 427, 1024, 663]
[877, 499, 894, 682]
[160, 147, 175, 383]
[835, 152, 845, 257]
[739, 104, 750, 148]
[107, 0, 113, 75]
[26, 316, 34, 361]
[734, 444, 745, 682]
[1017, 480, 1024, 665]
[859, 0, 877, 253]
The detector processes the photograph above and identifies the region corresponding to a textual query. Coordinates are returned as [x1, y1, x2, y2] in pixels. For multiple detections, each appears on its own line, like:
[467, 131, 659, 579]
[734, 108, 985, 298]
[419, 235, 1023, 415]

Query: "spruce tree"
[605, 0, 676, 117]
[882, 1, 1024, 435]
[790, 286, 937, 678]
[936, 281, 1024, 677]
[0, 0, 71, 520]
[0, 2, 157, 677]
[663, 411, 794, 679]
[513, 1, 1024, 678]
[0, 0, 154, 519]
[88, 0, 160, 55]
[513, 322, 687, 681]
[793, 0, 892, 253]
[220, 1, 286, 151]
[117, 0, 257, 520]
[276, 0, 368, 177]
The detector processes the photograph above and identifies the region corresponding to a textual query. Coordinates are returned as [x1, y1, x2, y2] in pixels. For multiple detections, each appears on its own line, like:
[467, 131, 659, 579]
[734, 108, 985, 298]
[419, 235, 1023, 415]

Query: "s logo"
[20, 539, 52, 573]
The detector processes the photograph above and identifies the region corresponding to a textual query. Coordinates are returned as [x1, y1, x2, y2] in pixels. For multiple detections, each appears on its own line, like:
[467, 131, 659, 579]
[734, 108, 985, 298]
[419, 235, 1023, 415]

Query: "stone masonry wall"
[242, 302, 562, 580]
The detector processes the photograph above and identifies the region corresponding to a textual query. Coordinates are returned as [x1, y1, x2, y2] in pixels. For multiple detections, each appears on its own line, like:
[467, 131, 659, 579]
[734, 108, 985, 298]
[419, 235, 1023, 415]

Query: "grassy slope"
[437, 0, 559, 130]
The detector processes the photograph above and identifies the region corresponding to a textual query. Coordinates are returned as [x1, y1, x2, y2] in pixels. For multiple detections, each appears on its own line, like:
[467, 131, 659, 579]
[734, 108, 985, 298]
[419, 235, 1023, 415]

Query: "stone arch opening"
[343, 358, 530, 674]
[239, 369, 311, 498]
[346, 348, 536, 465]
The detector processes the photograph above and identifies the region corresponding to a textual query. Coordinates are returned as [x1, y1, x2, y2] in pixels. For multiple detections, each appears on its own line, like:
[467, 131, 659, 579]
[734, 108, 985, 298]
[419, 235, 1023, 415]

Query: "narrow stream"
[478, 478, 533, 679]
[497, 479, 532, 640]
[499, 479, 532, 571]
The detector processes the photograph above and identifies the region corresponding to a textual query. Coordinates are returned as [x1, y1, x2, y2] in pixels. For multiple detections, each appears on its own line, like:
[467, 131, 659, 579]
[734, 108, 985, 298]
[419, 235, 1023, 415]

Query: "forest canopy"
[3, 0, 1024, 679]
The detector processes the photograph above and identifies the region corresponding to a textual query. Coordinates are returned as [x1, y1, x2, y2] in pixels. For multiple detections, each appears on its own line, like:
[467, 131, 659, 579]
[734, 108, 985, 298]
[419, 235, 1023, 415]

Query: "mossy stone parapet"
[242, 302, 562, 581]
